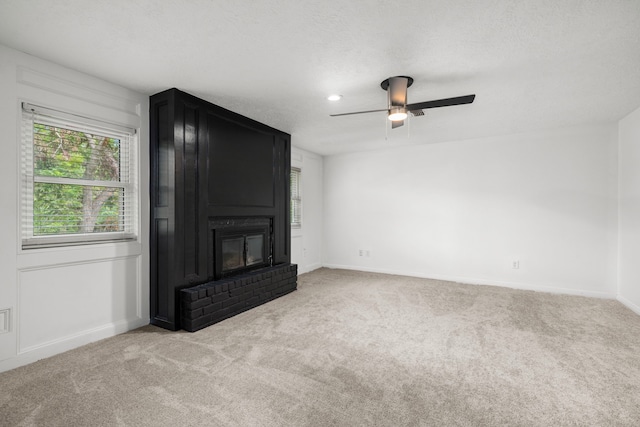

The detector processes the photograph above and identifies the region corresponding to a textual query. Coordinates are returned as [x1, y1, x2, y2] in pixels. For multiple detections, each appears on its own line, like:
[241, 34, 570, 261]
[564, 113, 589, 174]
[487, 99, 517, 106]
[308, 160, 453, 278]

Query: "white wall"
[618, 105, 640, 314]
[291, 147, 323, 274]
[0, 44, 149, 372]
[324, 124, 619, 297]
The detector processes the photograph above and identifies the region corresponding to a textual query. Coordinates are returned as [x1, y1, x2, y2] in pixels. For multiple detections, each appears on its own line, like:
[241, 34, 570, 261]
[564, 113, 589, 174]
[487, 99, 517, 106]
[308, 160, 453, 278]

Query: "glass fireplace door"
[219, 232, 267, 275]
[246, 234, 264, 266]
[221, 237, 245, 271]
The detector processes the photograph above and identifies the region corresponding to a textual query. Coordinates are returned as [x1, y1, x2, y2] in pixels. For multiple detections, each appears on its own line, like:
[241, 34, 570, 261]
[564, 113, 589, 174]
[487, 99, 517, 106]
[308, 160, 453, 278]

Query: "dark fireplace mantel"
[149, 88, 293, 331]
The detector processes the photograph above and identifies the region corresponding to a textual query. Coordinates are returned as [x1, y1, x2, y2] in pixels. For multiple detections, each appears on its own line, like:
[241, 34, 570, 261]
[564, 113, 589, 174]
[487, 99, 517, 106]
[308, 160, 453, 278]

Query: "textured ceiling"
[1, 0, 639, 155]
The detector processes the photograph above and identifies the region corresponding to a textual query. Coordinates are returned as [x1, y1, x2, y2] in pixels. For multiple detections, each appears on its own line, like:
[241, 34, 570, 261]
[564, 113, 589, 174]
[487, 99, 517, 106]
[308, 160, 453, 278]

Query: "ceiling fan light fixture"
[388, 107, 408, 121]
[328, 76, 475, 130]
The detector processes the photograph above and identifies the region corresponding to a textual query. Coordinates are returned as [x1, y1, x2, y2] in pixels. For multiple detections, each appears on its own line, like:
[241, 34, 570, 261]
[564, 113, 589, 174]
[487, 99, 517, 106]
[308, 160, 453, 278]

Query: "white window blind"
[21, 103, 137, 248]
[290, 167, 301, 228]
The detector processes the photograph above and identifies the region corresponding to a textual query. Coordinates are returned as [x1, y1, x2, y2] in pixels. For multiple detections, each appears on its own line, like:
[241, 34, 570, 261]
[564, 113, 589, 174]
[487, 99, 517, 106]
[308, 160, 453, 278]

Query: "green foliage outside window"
[32, 123, 123, 236]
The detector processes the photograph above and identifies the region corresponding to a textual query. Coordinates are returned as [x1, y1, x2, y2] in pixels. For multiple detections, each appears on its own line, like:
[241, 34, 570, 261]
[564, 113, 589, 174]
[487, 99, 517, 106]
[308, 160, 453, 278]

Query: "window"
[290, 167, 302, 228]
[21, 103, 137, 248]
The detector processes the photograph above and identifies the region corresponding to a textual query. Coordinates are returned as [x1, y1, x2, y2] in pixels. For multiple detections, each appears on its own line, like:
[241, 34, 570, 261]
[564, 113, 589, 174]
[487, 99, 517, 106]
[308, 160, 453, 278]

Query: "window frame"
[20, 102, 138, 249]
[290, 167, 302, 228]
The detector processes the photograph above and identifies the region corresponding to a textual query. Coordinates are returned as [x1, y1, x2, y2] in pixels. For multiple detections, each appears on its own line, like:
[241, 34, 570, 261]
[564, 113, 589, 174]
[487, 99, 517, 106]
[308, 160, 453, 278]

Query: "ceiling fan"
[330, 76, 475, 128]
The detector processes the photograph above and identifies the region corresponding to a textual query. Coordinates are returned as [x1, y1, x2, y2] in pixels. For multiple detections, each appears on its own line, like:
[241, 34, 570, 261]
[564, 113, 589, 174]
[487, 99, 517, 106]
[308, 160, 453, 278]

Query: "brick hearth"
[180, 264, 297, 332]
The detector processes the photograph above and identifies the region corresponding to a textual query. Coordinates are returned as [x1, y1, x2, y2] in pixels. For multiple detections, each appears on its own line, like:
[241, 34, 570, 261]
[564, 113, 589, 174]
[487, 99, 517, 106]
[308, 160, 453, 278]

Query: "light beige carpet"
[1, 268, 640, 426]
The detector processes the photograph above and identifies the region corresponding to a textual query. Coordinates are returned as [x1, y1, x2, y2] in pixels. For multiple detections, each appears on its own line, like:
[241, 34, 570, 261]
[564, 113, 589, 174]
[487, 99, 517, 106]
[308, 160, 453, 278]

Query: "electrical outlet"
[512, 260, 520, 269]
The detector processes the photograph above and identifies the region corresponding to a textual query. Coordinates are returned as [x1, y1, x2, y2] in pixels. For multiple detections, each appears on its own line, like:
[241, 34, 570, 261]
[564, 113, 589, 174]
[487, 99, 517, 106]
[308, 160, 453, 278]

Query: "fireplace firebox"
[210, 218, 272, 280]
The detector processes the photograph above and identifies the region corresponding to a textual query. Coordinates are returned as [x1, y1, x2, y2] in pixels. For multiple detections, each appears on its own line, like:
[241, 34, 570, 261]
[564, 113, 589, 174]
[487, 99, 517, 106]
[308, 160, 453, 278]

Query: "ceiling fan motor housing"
[380, 76, 414, 91]
[383, 76, 412, 123]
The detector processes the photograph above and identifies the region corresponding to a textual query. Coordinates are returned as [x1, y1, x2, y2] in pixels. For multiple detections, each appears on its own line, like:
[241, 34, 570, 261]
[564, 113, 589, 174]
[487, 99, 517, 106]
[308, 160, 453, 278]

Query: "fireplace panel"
[150, 88, 292, 331]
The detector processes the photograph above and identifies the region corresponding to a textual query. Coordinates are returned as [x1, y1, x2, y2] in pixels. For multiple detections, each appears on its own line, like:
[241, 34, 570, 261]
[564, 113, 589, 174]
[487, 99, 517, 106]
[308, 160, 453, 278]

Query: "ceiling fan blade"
[391, 120, 404, 129]
[330, 108, 388, 117]
[388, 76, 408, 107]
[406, 94, 475, 111]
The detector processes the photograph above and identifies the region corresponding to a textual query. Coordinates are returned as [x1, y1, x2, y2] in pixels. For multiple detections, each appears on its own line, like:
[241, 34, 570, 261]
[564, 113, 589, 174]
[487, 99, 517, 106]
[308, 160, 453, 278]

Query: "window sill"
[17, 239, 142, 270]
[291, 226, 303, 238]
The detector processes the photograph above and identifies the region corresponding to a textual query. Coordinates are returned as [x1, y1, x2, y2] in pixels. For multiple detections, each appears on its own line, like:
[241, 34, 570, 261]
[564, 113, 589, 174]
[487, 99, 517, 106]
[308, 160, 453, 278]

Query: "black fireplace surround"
[150, 88, 296, 331]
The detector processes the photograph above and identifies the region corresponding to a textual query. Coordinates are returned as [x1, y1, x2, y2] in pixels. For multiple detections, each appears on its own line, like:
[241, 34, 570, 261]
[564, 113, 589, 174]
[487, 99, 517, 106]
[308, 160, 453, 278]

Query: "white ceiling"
[1, 0, 639, 155]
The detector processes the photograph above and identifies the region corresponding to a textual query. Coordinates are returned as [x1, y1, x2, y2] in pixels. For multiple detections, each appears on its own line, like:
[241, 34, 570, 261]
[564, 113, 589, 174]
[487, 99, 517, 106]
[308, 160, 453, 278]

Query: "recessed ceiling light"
[327, 94, 342, 101]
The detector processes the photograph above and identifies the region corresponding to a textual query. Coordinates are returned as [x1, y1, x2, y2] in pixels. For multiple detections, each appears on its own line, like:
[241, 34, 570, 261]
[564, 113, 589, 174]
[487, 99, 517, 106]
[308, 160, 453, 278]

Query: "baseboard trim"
[0, 317, 148, 373]
[299, 262, 322, 275]
[617, 295, 640, 316]
[322, 264, 615, 299]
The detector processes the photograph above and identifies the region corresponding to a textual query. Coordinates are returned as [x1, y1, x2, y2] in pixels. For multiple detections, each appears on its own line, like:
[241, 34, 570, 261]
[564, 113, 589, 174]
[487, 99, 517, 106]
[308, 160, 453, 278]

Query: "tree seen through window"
[32, 122, 123, 235]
